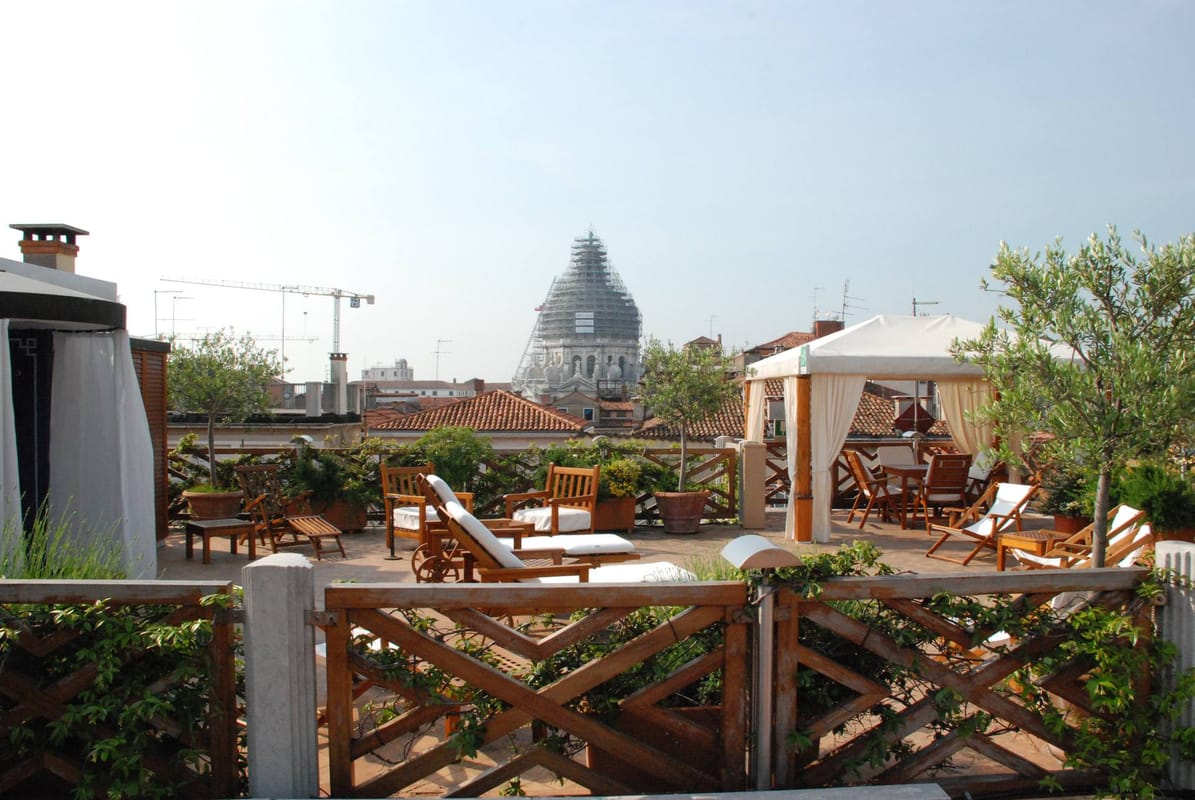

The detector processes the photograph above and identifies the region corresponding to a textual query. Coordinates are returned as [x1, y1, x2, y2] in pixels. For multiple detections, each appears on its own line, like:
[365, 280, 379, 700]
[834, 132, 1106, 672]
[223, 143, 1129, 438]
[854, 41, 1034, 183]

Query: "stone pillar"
[243, 553, 318, 798]
[1158, 541, 1195, 791]
[740, 441, 767, 529]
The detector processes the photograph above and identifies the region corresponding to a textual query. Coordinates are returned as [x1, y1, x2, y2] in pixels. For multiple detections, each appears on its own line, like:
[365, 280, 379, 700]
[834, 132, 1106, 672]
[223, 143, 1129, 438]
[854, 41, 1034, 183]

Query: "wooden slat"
[324, 581, 747, 610]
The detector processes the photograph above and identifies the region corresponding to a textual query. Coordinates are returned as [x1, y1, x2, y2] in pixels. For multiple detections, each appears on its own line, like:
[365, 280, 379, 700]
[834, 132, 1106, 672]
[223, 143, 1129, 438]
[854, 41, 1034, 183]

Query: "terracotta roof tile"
[369, 389, 587, 433]
[748, 330, 816, 356]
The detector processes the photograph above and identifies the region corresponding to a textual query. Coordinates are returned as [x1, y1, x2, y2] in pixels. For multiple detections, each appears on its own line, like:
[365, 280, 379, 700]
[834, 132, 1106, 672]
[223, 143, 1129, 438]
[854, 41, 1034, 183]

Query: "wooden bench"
[185, 518, 257, 564]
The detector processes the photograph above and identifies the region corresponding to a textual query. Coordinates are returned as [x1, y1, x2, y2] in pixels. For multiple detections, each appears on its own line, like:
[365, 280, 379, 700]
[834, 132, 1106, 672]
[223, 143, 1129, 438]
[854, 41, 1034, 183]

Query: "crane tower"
[161, 276, 375, 414]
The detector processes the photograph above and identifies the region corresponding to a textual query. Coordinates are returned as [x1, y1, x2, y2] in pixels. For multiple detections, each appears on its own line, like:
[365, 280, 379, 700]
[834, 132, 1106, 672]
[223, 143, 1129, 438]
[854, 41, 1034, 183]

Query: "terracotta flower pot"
[655, 490, 710, 535]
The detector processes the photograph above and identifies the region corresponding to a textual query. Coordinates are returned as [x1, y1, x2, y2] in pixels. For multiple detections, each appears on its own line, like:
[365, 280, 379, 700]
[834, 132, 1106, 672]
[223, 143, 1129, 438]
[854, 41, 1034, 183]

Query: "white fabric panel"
[811, 374, 867, 542]
[538, 561, 696, 584]
[783, 376, 798, 539]
[0, 321, 20, 567]
[749, 314, 989, 379]
[745, 380, 766, 442]
[444, 501, 525, 569]
[937, 379, 994, 456]
[49, 331, 156, 578]
[512, 506, 591, 532]
[498, 533, 635, 555]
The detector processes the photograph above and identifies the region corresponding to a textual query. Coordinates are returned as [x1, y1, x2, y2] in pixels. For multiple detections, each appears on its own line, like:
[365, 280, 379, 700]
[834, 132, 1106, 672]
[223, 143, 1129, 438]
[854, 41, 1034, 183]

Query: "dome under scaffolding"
[513, 230, 642, 402]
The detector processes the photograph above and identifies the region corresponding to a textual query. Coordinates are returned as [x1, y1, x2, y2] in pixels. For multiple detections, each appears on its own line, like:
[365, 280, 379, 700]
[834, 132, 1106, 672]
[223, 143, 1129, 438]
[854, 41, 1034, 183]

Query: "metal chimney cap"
[10, 223, 90, 237]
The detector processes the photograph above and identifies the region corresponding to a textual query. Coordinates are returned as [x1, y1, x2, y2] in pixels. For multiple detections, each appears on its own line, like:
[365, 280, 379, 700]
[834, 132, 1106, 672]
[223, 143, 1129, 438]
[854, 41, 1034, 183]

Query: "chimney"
[10, 223, 89, 273]
[813, 319, 845, 339]
[330, 352, 348, 415]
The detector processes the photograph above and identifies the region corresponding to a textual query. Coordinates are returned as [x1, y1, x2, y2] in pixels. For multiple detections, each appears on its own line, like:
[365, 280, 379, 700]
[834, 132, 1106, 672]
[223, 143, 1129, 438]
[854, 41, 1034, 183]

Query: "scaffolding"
[513, 231, 642, 400]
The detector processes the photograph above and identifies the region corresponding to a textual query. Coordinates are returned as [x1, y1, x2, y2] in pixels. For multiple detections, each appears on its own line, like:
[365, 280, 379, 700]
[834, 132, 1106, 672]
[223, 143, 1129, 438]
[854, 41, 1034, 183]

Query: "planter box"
[1053, 514, 1088, 534]
[594, 496, 636, 534]
[183, 490, 243, 521]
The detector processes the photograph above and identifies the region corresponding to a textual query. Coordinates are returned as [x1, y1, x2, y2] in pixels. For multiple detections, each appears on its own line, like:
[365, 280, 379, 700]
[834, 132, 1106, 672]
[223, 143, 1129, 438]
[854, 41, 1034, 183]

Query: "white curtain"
[0, 321, 21, 567]
[745, 379, 766, 442]
[783, 376, 798, 538]
[811, 374, 866, 542]
[937, 379, 994, 456]
[49, 331, 156, 578]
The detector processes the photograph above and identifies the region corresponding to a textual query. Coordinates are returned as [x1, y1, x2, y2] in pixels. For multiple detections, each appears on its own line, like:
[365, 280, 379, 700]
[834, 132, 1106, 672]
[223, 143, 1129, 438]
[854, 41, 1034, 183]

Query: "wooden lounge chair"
[380, 463, 474, 558]
[1009, 504, 1149, 569]
[844, 450, 904, 528]
[504, 463, 599, 535]
[908, 452, 973, 529]
[925, 482, 1038, 566]
[235, 464, 347, 561]
[421, 474, 692, 583]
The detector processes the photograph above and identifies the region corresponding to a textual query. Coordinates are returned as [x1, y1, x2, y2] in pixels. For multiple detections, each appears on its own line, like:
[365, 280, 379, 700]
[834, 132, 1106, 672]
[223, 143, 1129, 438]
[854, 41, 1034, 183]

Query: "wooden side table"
[996, 529, 1059, 571]
[185, 518, 257, 565]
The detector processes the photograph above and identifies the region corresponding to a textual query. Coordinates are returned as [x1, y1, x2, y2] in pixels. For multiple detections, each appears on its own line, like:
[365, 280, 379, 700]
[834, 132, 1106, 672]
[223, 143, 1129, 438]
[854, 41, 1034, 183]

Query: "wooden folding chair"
[925, 482, 1037, 566]
[235, 464, 347, 561]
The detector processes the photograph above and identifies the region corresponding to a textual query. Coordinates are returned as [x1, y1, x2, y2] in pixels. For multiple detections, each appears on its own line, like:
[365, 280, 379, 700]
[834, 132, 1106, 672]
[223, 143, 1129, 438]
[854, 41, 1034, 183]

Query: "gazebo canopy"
[748, 314, 989, 380]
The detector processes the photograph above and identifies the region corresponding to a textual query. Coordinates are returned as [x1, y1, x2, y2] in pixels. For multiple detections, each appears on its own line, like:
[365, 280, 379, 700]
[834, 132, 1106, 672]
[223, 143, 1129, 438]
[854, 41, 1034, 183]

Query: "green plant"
[411, 427, 495, 493]
[640, 338, 739, 491]
[168, 329, 282, 488]
[1037, 463, 1093, 518]
[600, 457, 642, 499]
[0, 503, 126, 580]
[1116, 462, 1195, 532]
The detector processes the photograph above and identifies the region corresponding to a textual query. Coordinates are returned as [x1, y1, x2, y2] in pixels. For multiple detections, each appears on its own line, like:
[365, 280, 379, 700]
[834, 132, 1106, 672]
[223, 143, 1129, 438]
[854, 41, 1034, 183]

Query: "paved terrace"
[156, 508, 1055, 588]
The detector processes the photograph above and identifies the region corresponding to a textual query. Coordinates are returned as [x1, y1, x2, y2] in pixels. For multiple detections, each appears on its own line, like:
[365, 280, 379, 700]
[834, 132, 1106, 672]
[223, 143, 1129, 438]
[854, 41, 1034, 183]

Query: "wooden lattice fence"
[0, 580, 242, 799]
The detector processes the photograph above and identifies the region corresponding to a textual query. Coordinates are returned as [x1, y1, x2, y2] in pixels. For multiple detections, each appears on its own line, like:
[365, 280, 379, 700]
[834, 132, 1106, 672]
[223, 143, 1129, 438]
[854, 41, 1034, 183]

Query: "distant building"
[513, 230, 642, 403]
[362, 359, 414, 382]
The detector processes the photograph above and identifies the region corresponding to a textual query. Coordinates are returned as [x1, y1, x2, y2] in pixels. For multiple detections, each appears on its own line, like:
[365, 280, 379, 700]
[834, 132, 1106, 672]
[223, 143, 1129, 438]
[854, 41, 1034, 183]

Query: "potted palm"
[640, 338, 739, 534]
[1116, 462, 1195, 541]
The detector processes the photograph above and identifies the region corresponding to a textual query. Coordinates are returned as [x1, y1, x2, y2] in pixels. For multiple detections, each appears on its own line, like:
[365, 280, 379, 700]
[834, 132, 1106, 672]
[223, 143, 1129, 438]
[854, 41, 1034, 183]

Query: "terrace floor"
[155, 506, 1056, 589]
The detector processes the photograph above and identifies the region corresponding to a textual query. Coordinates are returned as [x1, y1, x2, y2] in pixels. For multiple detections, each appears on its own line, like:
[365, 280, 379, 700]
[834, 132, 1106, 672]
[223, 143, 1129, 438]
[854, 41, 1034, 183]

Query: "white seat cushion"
[497, 533, 635, 556]
[443, 501, 525, 569]
[392, 506, 427, 531]
[538, 561, 696, 584]
[512, 506, 591, 533]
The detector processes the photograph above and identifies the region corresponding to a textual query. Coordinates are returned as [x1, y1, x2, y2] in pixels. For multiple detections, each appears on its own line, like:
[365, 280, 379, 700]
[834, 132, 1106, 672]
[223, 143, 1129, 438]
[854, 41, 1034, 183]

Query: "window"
[575, 311, 594, 334]
[583, 407, 595, 421]
[558, 407, 568, 414]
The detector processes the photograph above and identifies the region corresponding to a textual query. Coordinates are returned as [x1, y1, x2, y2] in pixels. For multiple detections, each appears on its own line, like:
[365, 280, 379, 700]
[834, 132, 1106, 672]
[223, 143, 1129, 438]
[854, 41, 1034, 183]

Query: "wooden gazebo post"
[794, 374, 813, 542]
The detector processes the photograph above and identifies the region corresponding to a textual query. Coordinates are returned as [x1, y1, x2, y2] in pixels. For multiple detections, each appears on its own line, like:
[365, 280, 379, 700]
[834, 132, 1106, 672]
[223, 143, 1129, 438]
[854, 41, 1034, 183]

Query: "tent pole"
[742, 379, 751, 439]
[795, 374, 813, 542]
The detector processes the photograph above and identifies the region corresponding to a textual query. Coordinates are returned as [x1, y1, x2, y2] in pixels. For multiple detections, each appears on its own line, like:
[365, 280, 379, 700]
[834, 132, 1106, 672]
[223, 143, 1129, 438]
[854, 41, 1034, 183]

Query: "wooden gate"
[322, 581, 749, 798]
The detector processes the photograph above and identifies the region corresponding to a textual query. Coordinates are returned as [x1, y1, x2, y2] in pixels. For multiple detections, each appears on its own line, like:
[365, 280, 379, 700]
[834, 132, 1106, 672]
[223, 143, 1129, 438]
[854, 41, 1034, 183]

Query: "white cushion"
[391, 506, 427, 531]
[425, 474, 459, 508]
[513, 506, 591, 532]
[444, 501, 525, 570]
[497, 533, 635, 556]
[538, 560, 696, 584]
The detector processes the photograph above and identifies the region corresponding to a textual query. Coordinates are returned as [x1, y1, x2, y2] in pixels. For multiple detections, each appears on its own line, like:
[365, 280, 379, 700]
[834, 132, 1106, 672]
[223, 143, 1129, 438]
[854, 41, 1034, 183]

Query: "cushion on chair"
[512, 506, 591, 532]
[391, 506, 427, 531]
[443, 501, 525, 570]
[425, 475, 460, 508]
[497, 533, 635, 556]
[538, 561, 696, 584]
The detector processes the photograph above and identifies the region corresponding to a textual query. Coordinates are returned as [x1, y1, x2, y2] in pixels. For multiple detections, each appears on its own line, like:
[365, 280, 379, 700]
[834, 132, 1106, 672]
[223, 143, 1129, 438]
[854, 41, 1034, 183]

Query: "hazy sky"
[4, 2, 1192, 383]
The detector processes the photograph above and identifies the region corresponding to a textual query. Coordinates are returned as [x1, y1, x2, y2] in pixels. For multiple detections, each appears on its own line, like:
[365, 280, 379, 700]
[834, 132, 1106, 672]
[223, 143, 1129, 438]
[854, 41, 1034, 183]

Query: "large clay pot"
[1053, 514, 1088, 534]
[183, 489, 244, 520]
[654, 490, 710, 535]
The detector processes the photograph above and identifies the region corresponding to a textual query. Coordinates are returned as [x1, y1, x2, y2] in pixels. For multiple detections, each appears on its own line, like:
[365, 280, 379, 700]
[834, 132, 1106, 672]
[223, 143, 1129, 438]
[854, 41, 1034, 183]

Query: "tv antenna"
[434, 339, 452, 381]
[840, 280, 866, 321]
[912, 297, 941, 316]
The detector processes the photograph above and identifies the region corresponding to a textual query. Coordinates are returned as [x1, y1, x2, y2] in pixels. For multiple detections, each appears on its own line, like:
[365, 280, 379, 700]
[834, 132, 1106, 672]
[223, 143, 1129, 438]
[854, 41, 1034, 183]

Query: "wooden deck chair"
[844, 450, 904, 528]
[908, 452, 973, 529]
[235, 464, 347, 561]
[1010, 504, 1149, 569]
[504, 463, 599, 535]
[380, 463, 474, 558]
[422, 474, 693, 583]
[926, 482, 1038, 566]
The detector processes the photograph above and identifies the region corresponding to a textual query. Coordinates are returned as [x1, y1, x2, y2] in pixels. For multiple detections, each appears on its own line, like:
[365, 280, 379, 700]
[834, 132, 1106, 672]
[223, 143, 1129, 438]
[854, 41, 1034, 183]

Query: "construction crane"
[160, 277, 375, 355]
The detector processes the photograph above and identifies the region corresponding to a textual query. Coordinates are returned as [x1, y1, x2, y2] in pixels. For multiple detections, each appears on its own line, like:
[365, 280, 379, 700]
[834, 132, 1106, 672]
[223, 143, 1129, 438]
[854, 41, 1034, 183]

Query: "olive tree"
[956, 227, 1195, 565]
[640, 337, 739, 491]
[168, 329, 283, 487]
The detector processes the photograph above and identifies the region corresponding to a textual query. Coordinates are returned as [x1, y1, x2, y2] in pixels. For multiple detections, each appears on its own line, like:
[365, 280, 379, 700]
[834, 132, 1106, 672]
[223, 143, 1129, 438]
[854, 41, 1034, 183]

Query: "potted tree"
[1116, 462, 1195, 541]
[281, 447, 373, 532]
[169, 329, 282, 520]
[1037, 464, 1091, 534]
[640, 338, 739, 534]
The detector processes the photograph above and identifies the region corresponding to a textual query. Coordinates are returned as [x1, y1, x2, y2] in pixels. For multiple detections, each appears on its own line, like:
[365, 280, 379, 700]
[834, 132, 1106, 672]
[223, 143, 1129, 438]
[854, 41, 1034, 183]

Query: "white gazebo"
[1, 226, 156, 578]
[744, 314, 994, 543]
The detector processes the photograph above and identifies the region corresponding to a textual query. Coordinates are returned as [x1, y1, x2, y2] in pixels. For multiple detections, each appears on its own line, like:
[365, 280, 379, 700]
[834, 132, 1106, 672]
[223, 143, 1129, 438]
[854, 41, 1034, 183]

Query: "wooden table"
[996, 529, 1059, 571]
[881, 464, 928, 529]
[185, 518, 257, 565]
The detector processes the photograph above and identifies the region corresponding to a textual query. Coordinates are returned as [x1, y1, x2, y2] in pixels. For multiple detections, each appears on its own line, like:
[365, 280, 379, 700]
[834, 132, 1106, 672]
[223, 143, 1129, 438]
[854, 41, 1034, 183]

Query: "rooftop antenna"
[912, 297, 940, 316]
[434, 339, 452, 381]
[811, 285, 825, 321]
[840, 280, 866, 322]
[708, 314, 718, 338]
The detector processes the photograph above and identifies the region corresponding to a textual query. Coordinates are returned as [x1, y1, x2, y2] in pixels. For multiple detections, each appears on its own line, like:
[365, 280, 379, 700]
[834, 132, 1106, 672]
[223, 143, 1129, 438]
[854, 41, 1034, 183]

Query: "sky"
[3, 1, 1193, 385]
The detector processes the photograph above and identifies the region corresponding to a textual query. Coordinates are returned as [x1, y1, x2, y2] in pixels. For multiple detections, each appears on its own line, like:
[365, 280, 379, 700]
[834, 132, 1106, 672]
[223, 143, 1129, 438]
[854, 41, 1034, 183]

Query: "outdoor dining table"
[881, 463, 929, 529]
